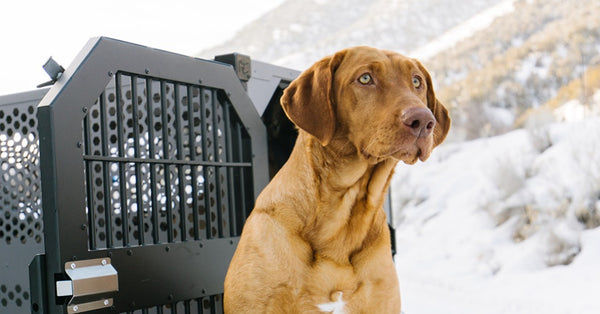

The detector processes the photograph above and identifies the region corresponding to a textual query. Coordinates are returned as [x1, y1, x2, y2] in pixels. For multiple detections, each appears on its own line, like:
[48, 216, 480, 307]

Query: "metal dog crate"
[0, 37, 396, 314]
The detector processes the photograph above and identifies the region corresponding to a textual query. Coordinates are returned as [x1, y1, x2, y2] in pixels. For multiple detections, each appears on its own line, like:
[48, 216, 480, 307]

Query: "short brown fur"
[224, 46, 450, 313]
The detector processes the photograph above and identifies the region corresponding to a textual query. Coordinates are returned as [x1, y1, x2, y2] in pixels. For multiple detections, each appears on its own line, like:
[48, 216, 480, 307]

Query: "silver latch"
[56, 258, 118, 313]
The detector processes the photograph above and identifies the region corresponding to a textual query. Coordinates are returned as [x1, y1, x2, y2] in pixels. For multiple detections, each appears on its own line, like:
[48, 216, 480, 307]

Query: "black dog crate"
[0, 37, 300, 314]
[0, 37, 396, 314]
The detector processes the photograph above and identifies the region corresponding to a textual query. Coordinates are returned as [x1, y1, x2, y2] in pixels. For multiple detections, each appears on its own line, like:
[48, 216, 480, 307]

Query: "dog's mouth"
[390, 137, 433, 164]
[358, 129, 434, 164]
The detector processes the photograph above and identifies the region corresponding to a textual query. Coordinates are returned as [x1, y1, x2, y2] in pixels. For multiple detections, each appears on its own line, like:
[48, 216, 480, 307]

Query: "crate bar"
[187, 86, 200, 240]
[233, 122, 248, 230]
[82, 103, 96, 250]
[116, 73, 129, 248]
[174, 84, 187, 241]
[99, 91, 115, 251]
[211, 90, 224, 238]
[82, 155, 251, 168]
[222, 102, 237, 236]
[146, 79, 160, 244]
[131, 75, 145, 246]
[199, 88, 212, 239]
[160, 81, 174, 243]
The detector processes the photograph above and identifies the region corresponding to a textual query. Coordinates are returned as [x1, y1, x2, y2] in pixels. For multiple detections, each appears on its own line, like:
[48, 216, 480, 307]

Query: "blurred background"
[2, 0, 599, 313]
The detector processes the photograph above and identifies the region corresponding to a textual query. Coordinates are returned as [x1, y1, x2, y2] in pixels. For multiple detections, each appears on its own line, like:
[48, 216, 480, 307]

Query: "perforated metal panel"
[82, 72, 252, 250]
[0, 88, 47, 313]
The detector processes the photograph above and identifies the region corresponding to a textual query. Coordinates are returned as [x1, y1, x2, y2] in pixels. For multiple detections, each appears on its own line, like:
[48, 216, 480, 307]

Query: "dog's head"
[281, 46, 450, 165]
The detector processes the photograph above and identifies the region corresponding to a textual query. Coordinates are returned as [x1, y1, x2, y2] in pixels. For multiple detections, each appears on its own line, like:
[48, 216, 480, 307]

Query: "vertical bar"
[199, 88, 212, 239]
[174, 84, 187, 241]
[187, 86, 200, 240]
[184, 300, 191, 314]
[222, 102, 237, 236]
[160, 81, 173, 243]
[233, 122, 247, 228]
[147, 79, 160, 244]
[131, 75, 145, 245]
[99, 91, 114, 250]
[210, 296, 217, 314]
[82, 104, 96, 250]
[116, 73, 128, 248]
[211, 90, 224, 238]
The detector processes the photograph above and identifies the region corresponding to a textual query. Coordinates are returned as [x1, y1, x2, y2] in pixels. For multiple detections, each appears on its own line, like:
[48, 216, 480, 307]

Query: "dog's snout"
[402, 107, 435, 138]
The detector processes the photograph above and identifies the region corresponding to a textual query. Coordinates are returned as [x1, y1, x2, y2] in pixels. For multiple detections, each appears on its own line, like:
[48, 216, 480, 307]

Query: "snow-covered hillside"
[391, 115, 600, 313]
[199, 0, 505, 69]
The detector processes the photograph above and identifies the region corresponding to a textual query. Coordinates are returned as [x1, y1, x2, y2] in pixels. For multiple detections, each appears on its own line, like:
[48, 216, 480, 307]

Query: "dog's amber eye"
[412, 76, 422, 89]
[358, 73, 372, 85]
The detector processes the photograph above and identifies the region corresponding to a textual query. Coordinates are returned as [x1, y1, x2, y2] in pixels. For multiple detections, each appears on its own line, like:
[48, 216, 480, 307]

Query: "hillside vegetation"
[426, 0, 600, 140]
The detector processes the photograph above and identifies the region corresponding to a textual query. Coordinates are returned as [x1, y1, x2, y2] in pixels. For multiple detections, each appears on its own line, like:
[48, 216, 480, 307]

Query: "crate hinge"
[56, 257, 118, 313]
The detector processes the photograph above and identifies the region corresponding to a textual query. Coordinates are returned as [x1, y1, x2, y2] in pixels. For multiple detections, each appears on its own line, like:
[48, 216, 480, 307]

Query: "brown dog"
[224, 46, 450, 313]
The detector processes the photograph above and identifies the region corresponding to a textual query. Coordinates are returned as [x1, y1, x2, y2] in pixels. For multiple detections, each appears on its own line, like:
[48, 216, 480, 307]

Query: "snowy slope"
[199, 0, 505, 69]
[391, 116, 600, 313]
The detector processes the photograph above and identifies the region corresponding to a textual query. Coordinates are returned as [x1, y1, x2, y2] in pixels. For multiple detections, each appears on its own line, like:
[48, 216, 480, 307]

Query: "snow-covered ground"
[410, 0, 517, 60]
[391, 116, 600, 313]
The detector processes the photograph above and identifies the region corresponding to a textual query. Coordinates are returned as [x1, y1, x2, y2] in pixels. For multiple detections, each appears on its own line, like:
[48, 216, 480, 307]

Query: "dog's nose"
[402, 107, 436, 138]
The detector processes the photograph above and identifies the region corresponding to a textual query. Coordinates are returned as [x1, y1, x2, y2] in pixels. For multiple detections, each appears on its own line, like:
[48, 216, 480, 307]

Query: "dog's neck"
[293, 131, 397, 264]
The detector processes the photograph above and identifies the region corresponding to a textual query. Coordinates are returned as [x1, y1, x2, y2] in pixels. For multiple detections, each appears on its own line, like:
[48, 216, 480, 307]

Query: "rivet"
[80, 224, 87, 230]
[73, 305, 78, 312]
[145, 68, 150, 74]
[101, 259, 107, 266]
[76, 142, 82, 148]
[82, 107, 87, 113]
[127, 250, 133, 256]
[198, 79, 203, 84]
[70, 263, 76, 269]
[165, 246, 170, 252]
[103, 299, 109, 306]
[167, 294, 173, 301]
[108, 71, 114, 77]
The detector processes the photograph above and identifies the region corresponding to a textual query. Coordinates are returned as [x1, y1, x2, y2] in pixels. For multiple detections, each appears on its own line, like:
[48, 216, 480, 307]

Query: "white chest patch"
[317, 292, 346, 314]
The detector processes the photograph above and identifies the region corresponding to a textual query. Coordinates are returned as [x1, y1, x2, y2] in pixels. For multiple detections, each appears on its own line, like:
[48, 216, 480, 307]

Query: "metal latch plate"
[58, 258, 118, 313]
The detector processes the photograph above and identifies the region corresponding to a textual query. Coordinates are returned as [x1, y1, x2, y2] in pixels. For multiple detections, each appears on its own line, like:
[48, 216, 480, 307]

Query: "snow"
[410, 0, 517, 60]
[391, 117, 600, 313]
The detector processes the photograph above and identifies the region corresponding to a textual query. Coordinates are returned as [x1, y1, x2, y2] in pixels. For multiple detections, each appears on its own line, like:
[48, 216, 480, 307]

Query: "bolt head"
[70, 263, 76, 269]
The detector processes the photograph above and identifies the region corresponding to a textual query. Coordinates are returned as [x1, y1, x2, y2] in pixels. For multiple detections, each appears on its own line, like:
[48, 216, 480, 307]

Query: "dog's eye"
[412, 76, 422, 89]
[358, 73, 372, 85]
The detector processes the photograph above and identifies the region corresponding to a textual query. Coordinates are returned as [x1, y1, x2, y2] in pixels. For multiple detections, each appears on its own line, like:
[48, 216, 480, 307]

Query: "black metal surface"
[36, 37, 269, 313]
[0, 88, 48, 313]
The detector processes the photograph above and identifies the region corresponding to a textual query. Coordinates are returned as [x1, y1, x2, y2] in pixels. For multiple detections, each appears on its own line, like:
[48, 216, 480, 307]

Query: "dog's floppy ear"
[415, 60, 451, 147]
[280, 51, 346, 146]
